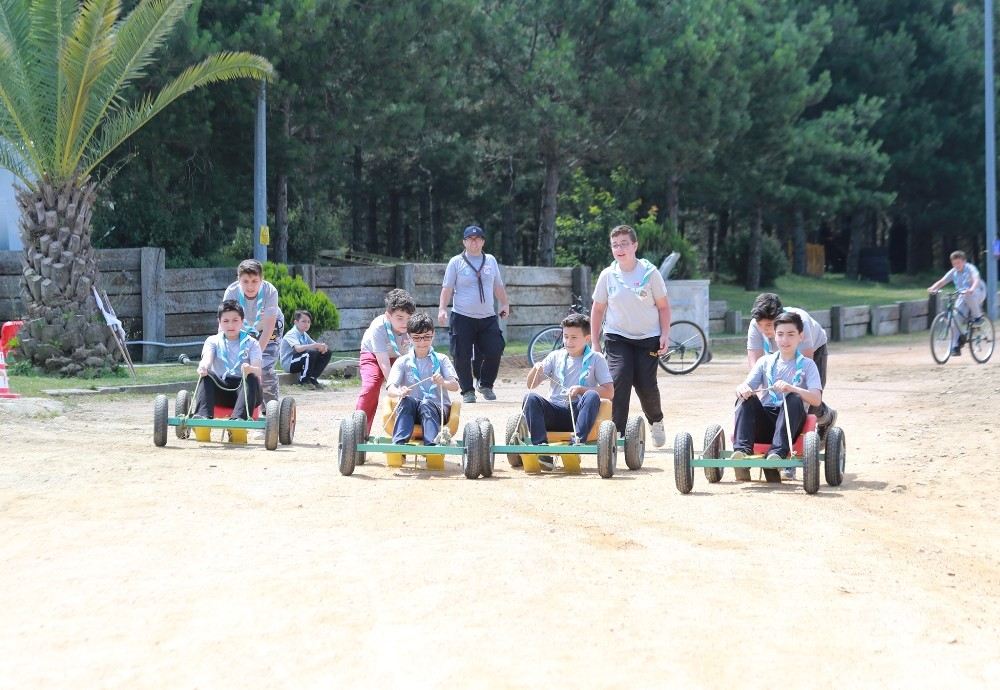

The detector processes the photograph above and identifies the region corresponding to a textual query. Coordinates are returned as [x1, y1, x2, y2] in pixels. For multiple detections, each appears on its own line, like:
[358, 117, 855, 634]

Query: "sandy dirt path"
[2, 338, 999, 689]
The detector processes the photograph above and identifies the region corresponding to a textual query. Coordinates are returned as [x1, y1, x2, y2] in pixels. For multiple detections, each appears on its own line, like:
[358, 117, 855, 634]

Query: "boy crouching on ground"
[733, 311, 822, 481]
[280, 309, 331, 388]
[385, 313, 459, 445]
[524, 313, 614, 470]
[194, 300, 263, 419]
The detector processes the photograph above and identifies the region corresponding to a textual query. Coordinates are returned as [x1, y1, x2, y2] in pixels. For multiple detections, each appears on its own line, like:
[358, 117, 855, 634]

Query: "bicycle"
[929, 290, 995, 364]
[527, 295, 708, 374]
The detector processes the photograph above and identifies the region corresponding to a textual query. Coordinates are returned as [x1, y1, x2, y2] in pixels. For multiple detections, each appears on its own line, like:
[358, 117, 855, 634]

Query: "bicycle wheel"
[929, 312, 952, 364]
[528, 326, 564, 366]
[969, 317, 995, 363]
[658, 320, 707, 375]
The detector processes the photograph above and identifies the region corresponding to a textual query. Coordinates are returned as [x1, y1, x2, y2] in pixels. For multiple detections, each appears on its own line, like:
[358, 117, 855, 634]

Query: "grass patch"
[6, 363, 201, 398]
[709, 272, 935, 312]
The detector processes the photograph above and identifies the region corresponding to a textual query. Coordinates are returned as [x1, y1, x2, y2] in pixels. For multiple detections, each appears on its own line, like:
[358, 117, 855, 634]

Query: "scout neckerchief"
[409, 348, 441, 399]
[611, 258, 657, 299]
[766, 350, 805, 406]
[217, 332, 253, 378]
[461, 252, 487, 303]
[382, 317, 402, 357]
[237, 286, 265, 337]
[561, 345, 594, 388]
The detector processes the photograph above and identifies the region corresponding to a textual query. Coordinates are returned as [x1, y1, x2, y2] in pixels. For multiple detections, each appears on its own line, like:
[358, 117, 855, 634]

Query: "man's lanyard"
[409, 350, 441, 398]
[561, 346, 594, 388]
[611, 258, 656, 299]
[766, 351, 805, 406]
[237, 288, 264, 336]
[461, 253, 487, 303]
[383, 318, 402, 357]
[217, 332, 252, 378]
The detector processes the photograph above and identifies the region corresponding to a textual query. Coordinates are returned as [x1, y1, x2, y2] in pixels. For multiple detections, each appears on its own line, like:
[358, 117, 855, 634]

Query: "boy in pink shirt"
[356, 289, 416, 434]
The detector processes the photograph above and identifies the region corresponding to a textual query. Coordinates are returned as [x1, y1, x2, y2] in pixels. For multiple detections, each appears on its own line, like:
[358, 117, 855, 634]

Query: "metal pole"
[986, 0, 997, 318]
[253, 80, 268, 263]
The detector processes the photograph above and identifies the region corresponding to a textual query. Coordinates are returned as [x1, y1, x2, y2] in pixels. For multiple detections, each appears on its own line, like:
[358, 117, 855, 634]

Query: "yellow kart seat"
[382, 397, 462, 439]
[548, 398, 612, 442]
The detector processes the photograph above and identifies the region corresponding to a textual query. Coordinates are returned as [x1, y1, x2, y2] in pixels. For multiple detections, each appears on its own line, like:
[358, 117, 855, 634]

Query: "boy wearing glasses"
[385, 313, 460, 445]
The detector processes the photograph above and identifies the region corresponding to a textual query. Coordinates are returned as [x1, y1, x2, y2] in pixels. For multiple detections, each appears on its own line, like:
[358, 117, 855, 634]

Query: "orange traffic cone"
[0, 347, 19, 399]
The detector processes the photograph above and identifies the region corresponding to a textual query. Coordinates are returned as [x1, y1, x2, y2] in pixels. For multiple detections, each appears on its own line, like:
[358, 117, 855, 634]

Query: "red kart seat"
[751, 413, 817, 456]
[213, 404, 260, 420]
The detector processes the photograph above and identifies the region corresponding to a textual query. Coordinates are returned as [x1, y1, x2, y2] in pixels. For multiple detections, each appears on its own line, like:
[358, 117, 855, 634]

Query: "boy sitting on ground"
[193, 300, 263, 419]
[280, 309, 331, 388]
[385, 313, 460, 445]
[733, 311, 822, 482]
[524, 313, 614, 470]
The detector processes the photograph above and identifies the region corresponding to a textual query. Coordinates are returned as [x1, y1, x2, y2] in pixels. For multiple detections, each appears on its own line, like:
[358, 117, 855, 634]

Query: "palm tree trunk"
[15, 179, 119, 375]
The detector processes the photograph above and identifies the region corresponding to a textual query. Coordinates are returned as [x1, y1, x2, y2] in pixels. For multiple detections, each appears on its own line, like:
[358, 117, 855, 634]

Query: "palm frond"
[58, 0, 121, 177]
[67, 0, 194, 175]
[0, 0, 46, 174]
[28, 0, 79, 168]
[0, 136, 31, 185]
[80, 51, 273, 177]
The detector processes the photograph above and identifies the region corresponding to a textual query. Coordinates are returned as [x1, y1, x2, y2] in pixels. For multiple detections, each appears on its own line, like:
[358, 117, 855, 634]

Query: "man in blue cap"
[437, 225, 510, 403]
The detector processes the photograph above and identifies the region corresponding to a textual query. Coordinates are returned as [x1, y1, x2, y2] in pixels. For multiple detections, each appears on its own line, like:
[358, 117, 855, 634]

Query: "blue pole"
[253, 80, 267, 263]
[986, 0, 997, 318]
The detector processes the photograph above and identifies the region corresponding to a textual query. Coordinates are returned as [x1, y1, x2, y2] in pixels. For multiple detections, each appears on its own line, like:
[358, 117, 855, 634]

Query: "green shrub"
[718, 229, 789, 287]
[635, 211, 698, 280]
[263, 263, 340, 333]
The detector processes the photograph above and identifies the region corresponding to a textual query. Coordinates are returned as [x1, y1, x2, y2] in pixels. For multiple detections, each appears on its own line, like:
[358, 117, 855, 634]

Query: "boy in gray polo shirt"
[222, 259, 282, 406]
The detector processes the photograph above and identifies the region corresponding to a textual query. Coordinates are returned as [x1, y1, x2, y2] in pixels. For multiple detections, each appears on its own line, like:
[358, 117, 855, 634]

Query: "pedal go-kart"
[153, 388, 296, 451]
[337, 399, 494, 479]
[493, 399, 645, 478]
[672, 414, 845, 495]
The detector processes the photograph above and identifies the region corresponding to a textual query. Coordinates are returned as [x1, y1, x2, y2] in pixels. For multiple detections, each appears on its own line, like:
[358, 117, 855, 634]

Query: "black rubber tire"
[338, 417, 357, 476]
[929, 312, 953, 364]
[153, 394, 168, 447]
[505, 413, 526, 468]
[624, 416, 646, 470]
[802, 431, 820, 494]
[657, 320, 707, 375]
[528, 326, 564, 367]
[596, 420, 617, 479]
[350, 410, 368, 465]
[969, 317, 995, 363]
[264, 400, 280, 450]
[175, 389, 192, 439]
[462, 421, 482, 479]
[824, 426, 846, 487]
[478, 417, 495, 478]
[673, 432, 694, 494]
[703, 424, 724, 483]
[278, 396, 296, 445]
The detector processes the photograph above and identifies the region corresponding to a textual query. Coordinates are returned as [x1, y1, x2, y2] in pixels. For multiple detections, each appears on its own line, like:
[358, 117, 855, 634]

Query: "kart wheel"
[175, 389, 192, 439]
[624, 415, 646, 471]
[153, 394, 168, 447]
[802, 431, 820, 495]
[673, 432, 694, 494]
[264, 400, 280, 450]
[505, 413, 526, 468]
[597, 420, 617, 479]
[278, 396, 297, 445]
[352, 410, 368, 465]
[462, 421, 482, 479]
[703, 423, 725, 483]
[338, 417, 357, 476]
[478, 417, 495, 478]
[824, 426, 846, 487]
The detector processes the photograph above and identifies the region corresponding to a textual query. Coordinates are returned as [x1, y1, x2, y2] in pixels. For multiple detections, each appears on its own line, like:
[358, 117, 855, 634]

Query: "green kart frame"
[153, 389, 297, 451]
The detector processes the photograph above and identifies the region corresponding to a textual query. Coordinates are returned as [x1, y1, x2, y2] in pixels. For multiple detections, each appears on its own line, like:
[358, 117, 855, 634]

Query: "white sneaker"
[650, 421, 666, 448]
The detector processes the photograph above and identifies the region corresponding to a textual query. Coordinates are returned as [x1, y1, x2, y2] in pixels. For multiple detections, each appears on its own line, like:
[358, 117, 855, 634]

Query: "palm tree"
[0, 0, 272, 374]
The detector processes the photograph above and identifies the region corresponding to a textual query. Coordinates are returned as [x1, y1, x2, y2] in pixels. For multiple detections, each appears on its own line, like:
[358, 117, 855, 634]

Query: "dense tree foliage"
[87, 0, 996, 279]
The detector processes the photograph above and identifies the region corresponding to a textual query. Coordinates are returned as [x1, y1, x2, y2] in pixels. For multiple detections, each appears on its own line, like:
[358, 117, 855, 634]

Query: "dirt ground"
[1, 338, 999, 689]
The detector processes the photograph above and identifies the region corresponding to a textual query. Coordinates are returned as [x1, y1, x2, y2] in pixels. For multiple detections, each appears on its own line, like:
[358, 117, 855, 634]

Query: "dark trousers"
[733, 393, 806, 458]
[810, 344, 829, 418]
[605, 334, 663, 433]
[523, 390, 602, 444]
[288, 349, 332, 383]
[449, 312, 505, 393]
[195, 373, 261, 420]
[392, 396, 451, 445]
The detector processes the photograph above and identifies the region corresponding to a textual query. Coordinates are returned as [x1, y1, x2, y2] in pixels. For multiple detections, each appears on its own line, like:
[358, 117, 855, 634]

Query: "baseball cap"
[463, 225, 485, 239]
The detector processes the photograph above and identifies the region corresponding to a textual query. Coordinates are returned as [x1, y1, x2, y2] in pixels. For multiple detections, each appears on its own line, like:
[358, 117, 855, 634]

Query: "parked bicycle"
[929, 290, 995, 364]
[527, 295, 708, 374]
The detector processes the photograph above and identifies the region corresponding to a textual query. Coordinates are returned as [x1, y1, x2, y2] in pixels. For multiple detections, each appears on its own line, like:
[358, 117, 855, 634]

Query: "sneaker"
[462, 391, 477, 404]
[538, 455, 555, 471]
[971, 315, 984, 325]
[816, 407, 837, 436]
[783, 466, 797, 480]
[951, 346, 962, 357]
[478, 386, 497, 401]
[731, 450, 750, 482]
[650, 421, 666, 448]
[731, 450, 748, 459]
